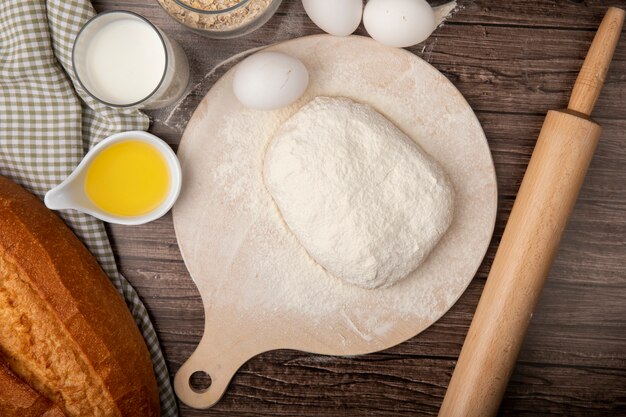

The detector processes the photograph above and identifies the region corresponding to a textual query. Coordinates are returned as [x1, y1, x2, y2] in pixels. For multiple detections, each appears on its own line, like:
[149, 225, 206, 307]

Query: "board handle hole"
[189, 370, 212, 393]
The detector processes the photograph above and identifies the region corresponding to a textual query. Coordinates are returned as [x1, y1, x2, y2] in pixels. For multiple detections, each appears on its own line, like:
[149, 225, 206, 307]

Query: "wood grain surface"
[92, 1, 626, 416]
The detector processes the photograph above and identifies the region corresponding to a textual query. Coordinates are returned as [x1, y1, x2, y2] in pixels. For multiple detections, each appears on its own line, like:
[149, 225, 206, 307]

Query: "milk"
[82, 18, 166, 105]
[73, 11, 189, 108]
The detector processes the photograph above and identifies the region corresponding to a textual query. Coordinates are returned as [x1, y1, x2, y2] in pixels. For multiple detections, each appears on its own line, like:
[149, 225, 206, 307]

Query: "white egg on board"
[363, 0, 436, 48]
[302, 0, 363, 37]
[232, 51, 309, 111]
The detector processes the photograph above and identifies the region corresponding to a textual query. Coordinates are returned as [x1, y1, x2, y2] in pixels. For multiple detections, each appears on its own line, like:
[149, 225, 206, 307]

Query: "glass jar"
[157, 0, 283, 39]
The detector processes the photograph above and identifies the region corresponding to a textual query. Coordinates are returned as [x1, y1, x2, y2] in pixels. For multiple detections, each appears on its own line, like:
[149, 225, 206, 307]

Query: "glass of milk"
[72, 11, 189, 109]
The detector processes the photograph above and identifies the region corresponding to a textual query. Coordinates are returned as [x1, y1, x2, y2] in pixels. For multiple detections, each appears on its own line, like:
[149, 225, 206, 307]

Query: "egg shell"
[363, 0, 436, 48]
[302, 0, 363, 37]
[233, 52, 309, 111]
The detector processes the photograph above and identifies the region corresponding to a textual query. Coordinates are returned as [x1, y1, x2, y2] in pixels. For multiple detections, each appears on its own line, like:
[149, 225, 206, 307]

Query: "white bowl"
[45, 131, 182, 225]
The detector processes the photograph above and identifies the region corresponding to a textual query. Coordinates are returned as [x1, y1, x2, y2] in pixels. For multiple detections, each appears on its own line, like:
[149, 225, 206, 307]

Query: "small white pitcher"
[45, 131, 182, 225]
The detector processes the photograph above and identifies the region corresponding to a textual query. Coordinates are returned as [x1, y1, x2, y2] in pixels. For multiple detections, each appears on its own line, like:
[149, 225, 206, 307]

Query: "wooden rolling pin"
[439, 7, 625, 417]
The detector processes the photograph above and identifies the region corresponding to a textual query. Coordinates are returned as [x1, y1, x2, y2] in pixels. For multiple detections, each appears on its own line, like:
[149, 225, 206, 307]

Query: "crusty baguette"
[0, 357, 66, 417]
[0, 176, 160, 417]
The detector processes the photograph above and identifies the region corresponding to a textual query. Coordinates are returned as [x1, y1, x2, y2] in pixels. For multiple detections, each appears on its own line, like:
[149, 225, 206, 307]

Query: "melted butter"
[85, 140, 169, 216]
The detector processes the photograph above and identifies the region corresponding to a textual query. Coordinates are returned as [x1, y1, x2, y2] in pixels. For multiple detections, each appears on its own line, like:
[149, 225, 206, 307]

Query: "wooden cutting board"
[172, 34, 497, 409]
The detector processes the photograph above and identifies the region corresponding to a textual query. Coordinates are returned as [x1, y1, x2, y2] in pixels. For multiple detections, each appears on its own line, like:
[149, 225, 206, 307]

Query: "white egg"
[363, 0, 436, 48]
[232, 52, 309, 111]
[302, 0, 363, 37]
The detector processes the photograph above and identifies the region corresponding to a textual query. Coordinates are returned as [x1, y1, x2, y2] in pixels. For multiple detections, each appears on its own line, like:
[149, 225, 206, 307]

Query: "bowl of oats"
[157, 0, 282, 39]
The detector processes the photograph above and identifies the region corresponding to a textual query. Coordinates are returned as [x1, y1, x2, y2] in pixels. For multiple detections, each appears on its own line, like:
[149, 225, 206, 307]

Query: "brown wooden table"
[93, 1, 626, 415]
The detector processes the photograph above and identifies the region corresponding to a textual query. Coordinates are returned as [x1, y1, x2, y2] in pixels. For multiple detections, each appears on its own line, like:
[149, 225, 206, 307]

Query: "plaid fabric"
[0, 1, 178, 416]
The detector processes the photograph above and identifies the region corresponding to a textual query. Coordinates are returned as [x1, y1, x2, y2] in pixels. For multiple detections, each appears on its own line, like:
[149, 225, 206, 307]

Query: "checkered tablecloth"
[0, 1, 178, 415]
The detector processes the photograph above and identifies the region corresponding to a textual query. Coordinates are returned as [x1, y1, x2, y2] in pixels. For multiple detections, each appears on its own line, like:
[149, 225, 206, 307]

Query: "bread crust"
[0, 358, 66, 417]
[0, 176, 159, 417]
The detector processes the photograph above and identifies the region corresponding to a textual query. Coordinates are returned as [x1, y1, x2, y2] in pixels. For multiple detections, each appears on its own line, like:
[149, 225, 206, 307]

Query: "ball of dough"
[263, 97, 454, 289]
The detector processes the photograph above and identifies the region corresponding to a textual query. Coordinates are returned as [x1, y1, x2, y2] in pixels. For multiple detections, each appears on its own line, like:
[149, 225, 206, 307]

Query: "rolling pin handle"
[568, 7, 624, 116]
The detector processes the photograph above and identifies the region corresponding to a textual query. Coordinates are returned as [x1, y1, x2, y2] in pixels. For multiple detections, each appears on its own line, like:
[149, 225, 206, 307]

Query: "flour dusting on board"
[213, 106, 444, 320]
[211, 101, 447, 342]
[211, 98, 450, 343]
[175, 35, 497, 350]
